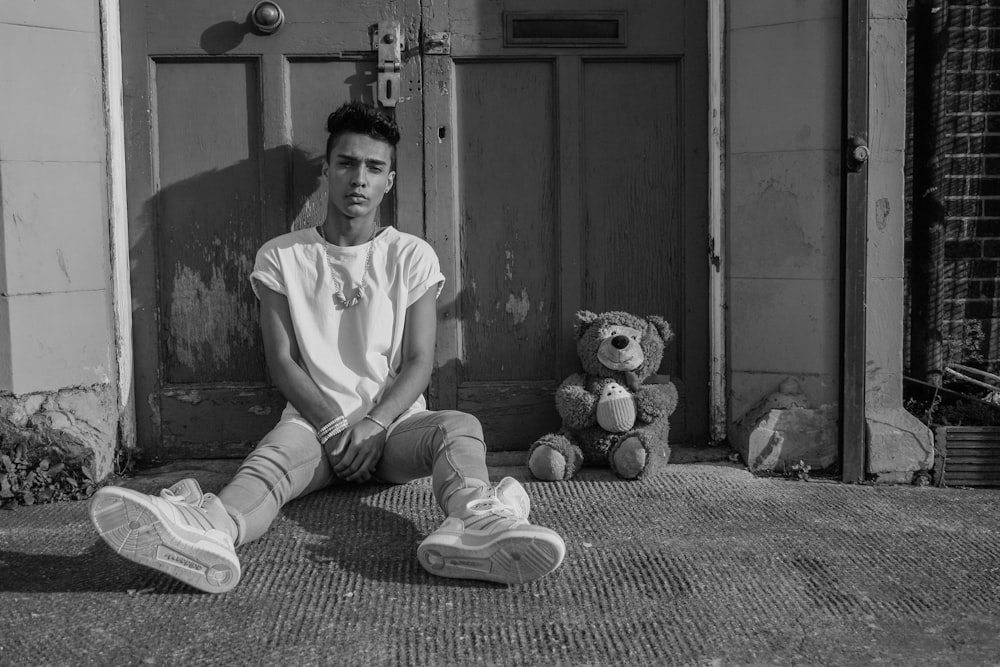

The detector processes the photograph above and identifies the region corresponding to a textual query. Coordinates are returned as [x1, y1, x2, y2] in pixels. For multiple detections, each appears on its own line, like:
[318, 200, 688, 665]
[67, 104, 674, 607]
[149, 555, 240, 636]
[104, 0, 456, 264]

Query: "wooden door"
[423, 0, 709, 448]
[123, 0, 421, 460]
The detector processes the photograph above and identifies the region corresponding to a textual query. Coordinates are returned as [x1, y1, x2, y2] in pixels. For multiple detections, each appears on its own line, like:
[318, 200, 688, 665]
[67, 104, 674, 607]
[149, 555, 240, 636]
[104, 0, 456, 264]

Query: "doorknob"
[846, 136, 869, 172]
[250, 1, 284, 34]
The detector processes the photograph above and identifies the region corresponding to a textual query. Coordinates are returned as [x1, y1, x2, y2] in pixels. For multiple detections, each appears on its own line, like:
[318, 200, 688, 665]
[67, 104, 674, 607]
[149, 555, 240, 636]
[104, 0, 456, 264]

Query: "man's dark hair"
[325, 101, 400, 162]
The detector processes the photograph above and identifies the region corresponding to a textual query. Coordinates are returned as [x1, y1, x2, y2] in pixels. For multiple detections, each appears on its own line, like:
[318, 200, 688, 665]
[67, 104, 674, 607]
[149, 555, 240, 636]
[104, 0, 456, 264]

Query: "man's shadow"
[0, 541, 200, 594]
[133, 142, 325, 319]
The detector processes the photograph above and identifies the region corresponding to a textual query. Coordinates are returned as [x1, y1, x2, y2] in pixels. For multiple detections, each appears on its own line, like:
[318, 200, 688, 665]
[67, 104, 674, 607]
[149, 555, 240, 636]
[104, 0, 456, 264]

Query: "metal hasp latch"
[374, 21, 402, 107]
[846, 135, 870, 172]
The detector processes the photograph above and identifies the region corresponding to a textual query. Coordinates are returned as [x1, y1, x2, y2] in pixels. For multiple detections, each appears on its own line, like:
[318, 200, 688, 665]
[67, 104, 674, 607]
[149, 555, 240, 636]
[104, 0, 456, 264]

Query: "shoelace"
[464, 498, 524, 531]
[159, 487, 203, 509]
[492, 485, 530, 519]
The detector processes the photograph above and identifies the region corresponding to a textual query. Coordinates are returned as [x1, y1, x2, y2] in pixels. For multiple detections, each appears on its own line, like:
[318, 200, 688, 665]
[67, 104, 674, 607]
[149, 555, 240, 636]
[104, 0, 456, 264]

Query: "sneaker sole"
[417, 528, 565, 584]
[89, 487, 241, 594]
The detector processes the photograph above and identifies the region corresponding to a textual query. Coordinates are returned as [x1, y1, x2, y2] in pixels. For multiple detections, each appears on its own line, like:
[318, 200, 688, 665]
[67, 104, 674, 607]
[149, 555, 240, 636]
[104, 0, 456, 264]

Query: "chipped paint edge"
[708, 0, 726, 442]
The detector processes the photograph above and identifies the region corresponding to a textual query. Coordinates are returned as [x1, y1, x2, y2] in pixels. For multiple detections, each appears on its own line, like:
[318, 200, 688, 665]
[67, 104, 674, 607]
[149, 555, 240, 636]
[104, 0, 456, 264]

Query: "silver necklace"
[318, 224, 378, 308]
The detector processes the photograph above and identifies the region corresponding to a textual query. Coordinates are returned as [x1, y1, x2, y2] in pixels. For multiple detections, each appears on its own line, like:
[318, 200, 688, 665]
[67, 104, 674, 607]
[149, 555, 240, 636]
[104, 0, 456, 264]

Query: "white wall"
[0, 0, 119, 478]
[726, 1, 844, 420]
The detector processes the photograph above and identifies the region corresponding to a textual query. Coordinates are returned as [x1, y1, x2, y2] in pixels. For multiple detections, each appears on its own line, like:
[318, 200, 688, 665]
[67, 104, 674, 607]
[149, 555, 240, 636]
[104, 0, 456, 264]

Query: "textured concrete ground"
[1, 451, 999, 666]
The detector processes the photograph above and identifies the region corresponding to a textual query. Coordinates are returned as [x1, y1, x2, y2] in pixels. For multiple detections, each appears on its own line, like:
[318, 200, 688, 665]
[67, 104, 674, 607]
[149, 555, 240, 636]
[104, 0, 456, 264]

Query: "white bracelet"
[316, 417, 347, 438]
[317, 416, 349, 444]
[363, 414, 389, 431]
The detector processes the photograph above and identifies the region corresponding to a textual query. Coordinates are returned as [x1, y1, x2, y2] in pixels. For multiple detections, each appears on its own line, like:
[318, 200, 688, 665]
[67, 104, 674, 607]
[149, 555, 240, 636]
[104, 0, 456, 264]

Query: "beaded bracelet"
[317, 416, 349, 445]
[363, 414, 389, 431]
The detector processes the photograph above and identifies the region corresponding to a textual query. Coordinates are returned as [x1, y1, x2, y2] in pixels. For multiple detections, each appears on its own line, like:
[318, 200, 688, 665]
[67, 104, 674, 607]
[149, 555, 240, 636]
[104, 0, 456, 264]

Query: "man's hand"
[332, 420, 387, 483]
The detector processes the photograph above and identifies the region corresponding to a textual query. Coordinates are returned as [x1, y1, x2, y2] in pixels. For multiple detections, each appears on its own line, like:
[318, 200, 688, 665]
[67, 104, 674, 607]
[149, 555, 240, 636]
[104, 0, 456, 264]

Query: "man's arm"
[332, 286, 438, 482]
[258, 283, 343, 429]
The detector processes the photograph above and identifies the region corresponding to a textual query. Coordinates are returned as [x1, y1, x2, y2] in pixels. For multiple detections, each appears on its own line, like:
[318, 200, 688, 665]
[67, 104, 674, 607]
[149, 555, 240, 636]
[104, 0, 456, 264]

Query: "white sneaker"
[494, 476, 530, 519]
[89, 479, 241, 593]
[418, 477, 565, 584]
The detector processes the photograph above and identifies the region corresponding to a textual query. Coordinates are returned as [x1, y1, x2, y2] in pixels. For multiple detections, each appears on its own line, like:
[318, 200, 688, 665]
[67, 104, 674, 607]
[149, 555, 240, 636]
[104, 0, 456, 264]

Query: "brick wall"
[907, 1, 1000, 375]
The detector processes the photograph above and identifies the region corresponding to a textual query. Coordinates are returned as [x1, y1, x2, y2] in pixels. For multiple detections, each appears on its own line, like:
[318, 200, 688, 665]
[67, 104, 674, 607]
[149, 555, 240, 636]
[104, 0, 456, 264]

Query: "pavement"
[1, 447, 1000, 667]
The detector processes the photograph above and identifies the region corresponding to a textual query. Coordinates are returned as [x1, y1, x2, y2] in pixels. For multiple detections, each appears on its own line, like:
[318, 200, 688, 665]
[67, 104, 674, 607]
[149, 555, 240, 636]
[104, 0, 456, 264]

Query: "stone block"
[729, 277, 840, 375]
[734, 406, 839, 472]
[0, 23, 105, 163]
[0, 0, 99, 33]
[728, 18, 841, 154]
[869, 18, 907, 157]
[730, 378, 839, 471]
[866, 157, 906, 281]
[728, 150, 841, 281]
[0, 161, 110, 295]
[872, 471, 913, 485]
[867, 406, 934, 476]
[866, 277, 905, 409]
[871, 0, 907, 20]
[729, 1, 840, 31]
[0, 291, 113, 394]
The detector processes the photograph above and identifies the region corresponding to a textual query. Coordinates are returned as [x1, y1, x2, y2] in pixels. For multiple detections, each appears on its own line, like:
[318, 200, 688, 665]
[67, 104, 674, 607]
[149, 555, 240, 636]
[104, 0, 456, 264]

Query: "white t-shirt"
[250, 225, 445, 435]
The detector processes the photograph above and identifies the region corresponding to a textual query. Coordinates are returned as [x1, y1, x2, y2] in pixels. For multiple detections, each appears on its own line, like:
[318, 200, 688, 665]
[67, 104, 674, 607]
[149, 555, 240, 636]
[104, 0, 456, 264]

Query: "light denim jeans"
[217, 410, 491, 545]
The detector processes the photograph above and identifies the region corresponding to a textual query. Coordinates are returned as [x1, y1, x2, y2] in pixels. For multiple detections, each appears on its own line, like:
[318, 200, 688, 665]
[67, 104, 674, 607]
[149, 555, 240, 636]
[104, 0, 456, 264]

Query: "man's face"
[325, 132, 395, 220]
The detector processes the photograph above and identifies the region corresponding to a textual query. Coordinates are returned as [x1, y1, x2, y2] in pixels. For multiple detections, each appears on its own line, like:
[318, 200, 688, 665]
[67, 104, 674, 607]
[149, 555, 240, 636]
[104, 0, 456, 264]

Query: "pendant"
[335, 289, 364, 308]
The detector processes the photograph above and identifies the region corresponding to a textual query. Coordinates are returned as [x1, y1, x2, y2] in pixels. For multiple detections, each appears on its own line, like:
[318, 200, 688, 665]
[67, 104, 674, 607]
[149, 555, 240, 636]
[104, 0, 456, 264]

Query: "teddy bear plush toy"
[528, 310, 679, 481]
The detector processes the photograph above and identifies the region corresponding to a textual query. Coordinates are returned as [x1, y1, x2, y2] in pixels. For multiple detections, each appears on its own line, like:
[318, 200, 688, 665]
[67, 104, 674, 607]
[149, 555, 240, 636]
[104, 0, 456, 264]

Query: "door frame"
[707, 0, 725, 442]
[102, 0, 730, 451]
[840, 0, 869, 483]
[100, 0, 136, 452]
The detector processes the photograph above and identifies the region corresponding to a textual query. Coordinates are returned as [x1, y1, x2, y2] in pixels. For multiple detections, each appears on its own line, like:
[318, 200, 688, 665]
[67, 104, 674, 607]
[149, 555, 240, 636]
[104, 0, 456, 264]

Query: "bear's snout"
[596, 325, 645, 372]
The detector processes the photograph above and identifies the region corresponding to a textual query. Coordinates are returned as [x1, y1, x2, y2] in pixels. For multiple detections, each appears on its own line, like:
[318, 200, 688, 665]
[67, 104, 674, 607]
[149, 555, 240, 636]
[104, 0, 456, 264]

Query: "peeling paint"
[147, 391, 160, 429]
[504, 250, 513, 280]
[169, 262, 256, 372]
[291, 196, 322, 231]
[171, 389, 204, 405]
[505, 288, 530, 325]
[248, 405, 272, 416]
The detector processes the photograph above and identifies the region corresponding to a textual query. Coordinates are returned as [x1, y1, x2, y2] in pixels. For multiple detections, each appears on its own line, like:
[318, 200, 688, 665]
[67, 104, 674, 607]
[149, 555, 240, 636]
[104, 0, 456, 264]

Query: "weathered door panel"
[425, 0, 707, 448]
[124, 1, 421, 459]
[454, 60, 562, 447]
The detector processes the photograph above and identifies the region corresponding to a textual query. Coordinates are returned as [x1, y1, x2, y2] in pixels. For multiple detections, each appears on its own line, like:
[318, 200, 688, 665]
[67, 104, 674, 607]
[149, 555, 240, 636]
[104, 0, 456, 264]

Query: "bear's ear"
[574, 310, 599, 339]
[647, 316, 674, 343]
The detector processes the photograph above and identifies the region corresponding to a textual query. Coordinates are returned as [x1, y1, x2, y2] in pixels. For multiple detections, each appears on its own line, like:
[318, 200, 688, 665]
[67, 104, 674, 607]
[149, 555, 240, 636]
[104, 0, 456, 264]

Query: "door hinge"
[373, 21, 402, 107]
